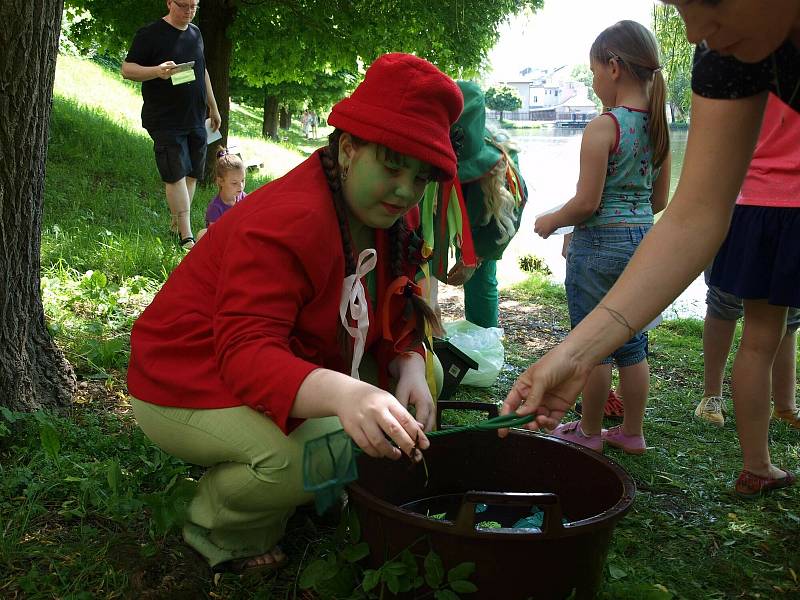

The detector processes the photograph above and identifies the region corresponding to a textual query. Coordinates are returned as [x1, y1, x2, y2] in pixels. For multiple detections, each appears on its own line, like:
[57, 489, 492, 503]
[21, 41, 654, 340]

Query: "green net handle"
[427, 412, 535, 438]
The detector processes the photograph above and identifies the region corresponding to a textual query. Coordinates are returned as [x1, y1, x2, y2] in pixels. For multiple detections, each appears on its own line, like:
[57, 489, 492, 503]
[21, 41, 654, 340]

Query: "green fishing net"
[303, 413, 535, 514]
[303, 428, 358, 515]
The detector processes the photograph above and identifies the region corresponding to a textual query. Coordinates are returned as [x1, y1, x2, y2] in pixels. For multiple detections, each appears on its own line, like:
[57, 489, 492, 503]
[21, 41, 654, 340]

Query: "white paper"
[535, 203, 574, 235]
[205, 118, 222, 145]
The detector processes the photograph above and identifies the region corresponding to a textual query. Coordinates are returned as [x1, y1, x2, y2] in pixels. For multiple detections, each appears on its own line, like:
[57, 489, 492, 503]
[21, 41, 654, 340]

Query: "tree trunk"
[198, 0, 237, 182]
[262, 93, 279, 139]
[0, 0, 76, 411]
[279, 106, 291, 130]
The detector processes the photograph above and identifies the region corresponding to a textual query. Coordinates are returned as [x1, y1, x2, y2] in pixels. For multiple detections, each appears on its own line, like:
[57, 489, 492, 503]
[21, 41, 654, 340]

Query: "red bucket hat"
[328, 53, 463, 181]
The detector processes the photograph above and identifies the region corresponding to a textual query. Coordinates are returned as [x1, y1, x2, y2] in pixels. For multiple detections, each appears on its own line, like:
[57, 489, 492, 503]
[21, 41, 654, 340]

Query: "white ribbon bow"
[339, 248, 377, 379]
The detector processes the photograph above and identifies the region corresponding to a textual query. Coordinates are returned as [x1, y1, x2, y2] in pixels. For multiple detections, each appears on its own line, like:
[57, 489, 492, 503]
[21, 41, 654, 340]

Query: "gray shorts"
[704, 267, 800, 330]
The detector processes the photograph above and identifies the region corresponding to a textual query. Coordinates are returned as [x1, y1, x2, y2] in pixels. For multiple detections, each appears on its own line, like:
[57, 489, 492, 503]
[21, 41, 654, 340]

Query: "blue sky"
[488, 1, 657, 81]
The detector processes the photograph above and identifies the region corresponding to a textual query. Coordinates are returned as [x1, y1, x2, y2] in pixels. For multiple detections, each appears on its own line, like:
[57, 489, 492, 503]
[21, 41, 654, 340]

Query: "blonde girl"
[194, 149, 246, 242]
[533, 20, 671, 454]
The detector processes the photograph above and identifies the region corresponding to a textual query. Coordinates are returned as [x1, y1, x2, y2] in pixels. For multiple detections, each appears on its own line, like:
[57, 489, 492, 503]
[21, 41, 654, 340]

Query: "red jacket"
[128, 151, 421, 433]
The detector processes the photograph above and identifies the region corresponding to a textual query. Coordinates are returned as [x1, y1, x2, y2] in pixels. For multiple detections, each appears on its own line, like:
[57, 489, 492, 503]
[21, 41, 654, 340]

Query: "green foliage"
[0, 404, 197, 596]
[652, 4, 693, 122]
[518, 253, 553, 276]
[485, 85, 523, 120]
[64, 0, 544, 114]
[298, 508, 478, 599]
[570, 64, 601, 110]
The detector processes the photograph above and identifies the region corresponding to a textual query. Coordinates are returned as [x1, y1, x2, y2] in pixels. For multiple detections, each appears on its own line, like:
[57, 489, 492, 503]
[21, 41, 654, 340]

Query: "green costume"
[454, 81, 527, 328]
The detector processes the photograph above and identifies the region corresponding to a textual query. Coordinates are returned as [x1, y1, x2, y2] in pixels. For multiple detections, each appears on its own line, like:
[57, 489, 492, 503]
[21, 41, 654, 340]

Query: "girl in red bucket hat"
[127, 53, 463, 574]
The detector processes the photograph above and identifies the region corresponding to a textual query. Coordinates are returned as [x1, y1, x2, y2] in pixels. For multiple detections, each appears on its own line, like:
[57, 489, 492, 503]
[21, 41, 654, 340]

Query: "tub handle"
[453, 491, 564, 534]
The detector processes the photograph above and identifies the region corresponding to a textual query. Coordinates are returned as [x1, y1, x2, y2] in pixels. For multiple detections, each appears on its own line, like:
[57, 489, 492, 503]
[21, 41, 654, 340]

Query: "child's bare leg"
[618, 359, 649, 436]
[703, 312, 737, 398]
[580, 363, 612, 435]
[771, 326, 797, 413]
[732, 300, 787, 477]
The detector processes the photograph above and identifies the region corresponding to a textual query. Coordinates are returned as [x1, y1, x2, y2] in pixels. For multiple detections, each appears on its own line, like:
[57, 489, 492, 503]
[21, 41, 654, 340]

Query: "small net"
[302, 412, 535, 514]
[303, 428, 358, 514]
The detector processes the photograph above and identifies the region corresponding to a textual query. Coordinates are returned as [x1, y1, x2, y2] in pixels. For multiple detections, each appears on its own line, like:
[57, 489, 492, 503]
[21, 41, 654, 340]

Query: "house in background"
[490, 65, 598, 124]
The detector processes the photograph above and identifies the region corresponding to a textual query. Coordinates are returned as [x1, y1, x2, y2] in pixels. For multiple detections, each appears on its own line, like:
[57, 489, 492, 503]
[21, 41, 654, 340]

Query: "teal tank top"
[582, 106, 657, 228]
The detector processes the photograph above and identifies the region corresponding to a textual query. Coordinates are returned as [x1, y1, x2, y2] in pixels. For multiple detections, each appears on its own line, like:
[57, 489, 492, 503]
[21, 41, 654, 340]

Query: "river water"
[495, 126, 705, 320]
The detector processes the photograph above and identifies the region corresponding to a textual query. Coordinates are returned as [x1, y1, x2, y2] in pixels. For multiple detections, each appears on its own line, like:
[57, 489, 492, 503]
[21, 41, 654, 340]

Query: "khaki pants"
[131, 398, 341, 567]
[131, 354, 442, 567]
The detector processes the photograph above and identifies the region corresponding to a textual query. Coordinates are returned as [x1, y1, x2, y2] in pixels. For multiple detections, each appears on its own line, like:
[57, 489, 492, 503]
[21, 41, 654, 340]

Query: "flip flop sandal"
[734, 468, 797, 499]
[179, 236, 195, 250]
[573, 389, 623, 418]
[604, 390, 624, 418]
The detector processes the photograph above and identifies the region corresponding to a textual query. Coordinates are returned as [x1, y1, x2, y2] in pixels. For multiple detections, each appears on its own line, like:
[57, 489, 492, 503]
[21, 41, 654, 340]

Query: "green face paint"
[343, 143, 433, 232]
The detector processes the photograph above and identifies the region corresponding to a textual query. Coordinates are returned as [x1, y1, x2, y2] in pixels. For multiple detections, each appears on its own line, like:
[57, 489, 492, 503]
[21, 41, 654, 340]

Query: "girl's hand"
[337, 382, 429, 460]
[534, 214, 557, 239]
[446, 259, 476, 286]
[499, 344, 591, 436]
[390, 353, 435, 432]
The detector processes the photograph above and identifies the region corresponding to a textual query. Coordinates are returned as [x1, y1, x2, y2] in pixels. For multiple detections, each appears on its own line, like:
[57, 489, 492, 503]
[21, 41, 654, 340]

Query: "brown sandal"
[213, 547, 287, 575]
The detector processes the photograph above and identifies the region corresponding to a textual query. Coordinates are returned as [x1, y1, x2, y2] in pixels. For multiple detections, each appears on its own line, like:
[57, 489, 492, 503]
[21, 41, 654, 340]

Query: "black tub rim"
[347, 428, 637, 541]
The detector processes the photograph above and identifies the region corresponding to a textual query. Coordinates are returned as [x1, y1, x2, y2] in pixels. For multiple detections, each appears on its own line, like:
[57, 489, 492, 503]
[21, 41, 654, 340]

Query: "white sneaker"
[694, 395, 726, 426]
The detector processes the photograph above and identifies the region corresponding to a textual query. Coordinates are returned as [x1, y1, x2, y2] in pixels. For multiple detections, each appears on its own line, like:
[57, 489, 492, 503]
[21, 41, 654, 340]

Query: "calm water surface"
[497, 126, 703, 319]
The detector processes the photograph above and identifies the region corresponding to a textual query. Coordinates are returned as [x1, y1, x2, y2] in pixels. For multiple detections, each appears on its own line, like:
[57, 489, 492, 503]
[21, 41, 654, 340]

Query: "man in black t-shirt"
[122, 0, 221, 250]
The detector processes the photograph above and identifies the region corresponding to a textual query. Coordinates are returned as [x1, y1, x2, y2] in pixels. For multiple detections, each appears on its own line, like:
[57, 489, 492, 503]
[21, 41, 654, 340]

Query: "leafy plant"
[299, 508, 478, 599]
[518, 253, 552, 275]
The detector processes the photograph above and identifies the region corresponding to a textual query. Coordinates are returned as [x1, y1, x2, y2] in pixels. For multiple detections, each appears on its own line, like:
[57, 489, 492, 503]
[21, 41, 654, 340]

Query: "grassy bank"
[0, 54, 797, 599]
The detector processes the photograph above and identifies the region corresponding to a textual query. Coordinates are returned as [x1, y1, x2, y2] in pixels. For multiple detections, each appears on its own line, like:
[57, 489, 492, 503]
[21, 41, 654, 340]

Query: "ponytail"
[590, 20, 671, 168]
[648, 70, 669, 168]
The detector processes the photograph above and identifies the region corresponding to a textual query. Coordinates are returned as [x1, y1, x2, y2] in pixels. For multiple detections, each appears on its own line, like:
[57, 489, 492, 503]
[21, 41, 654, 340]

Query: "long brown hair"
[590, 20, 670, 168]
[319, 130, 442, 363]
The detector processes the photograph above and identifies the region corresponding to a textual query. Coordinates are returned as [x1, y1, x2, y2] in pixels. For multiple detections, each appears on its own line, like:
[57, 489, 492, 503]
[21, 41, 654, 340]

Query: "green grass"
[2, 54, 798, 599]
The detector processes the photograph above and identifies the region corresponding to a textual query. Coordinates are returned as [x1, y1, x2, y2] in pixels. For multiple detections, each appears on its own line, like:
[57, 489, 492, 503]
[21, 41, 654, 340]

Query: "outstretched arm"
[534, 115, 615, 238]
[504, 91, 767, 431]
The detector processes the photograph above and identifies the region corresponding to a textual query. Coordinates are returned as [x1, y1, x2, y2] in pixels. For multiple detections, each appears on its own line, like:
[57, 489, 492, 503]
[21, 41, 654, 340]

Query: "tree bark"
[262, 93, 279, 139]
[0, 0, 76, 411]
[279, 106, 291, 130]
[198, 0, 237, 181]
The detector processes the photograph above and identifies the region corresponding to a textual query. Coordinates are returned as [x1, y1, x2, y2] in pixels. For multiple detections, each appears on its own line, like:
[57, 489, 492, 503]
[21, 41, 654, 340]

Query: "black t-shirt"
[691, 40, 800, 113]
[125, 19, 208, 131]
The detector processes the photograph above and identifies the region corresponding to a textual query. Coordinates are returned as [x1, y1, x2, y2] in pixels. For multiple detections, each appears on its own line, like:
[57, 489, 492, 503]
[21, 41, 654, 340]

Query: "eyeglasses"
[172, 0, 199, 11]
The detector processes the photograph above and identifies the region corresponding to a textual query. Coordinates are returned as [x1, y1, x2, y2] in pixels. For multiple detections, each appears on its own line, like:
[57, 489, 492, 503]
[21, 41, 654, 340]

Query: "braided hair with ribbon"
[320, 130, 443, 378]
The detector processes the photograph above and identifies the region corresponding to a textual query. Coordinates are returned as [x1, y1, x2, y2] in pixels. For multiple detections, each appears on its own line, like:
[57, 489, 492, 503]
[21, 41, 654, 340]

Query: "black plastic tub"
[347, 429, 635, 600]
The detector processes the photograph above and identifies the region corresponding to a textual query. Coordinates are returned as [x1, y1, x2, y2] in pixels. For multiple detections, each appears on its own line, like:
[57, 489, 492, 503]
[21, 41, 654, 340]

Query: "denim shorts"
[704, 267, 800, 330]
[566, 225, 651, 367]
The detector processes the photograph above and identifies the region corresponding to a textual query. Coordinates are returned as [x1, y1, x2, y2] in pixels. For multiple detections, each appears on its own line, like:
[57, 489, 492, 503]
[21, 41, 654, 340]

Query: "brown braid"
[319, 130, 357, 277]
[320, 130, 358, 363]
[389, 219, 444, 343]
[321, 129, 444, 362]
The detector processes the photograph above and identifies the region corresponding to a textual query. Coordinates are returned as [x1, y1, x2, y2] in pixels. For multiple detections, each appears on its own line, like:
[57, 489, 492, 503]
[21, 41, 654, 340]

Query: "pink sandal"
[602, 425, 646, 455]
[549, 421, 603, 453]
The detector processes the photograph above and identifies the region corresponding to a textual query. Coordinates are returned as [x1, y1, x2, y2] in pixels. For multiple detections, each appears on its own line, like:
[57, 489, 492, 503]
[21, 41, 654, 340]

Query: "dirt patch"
[106, 535, 209, 599]
[437, 283, 567, 358]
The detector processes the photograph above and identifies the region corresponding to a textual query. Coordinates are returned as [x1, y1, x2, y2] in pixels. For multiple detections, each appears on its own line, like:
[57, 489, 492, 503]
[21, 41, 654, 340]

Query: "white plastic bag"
[443, 320, 504, 388]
